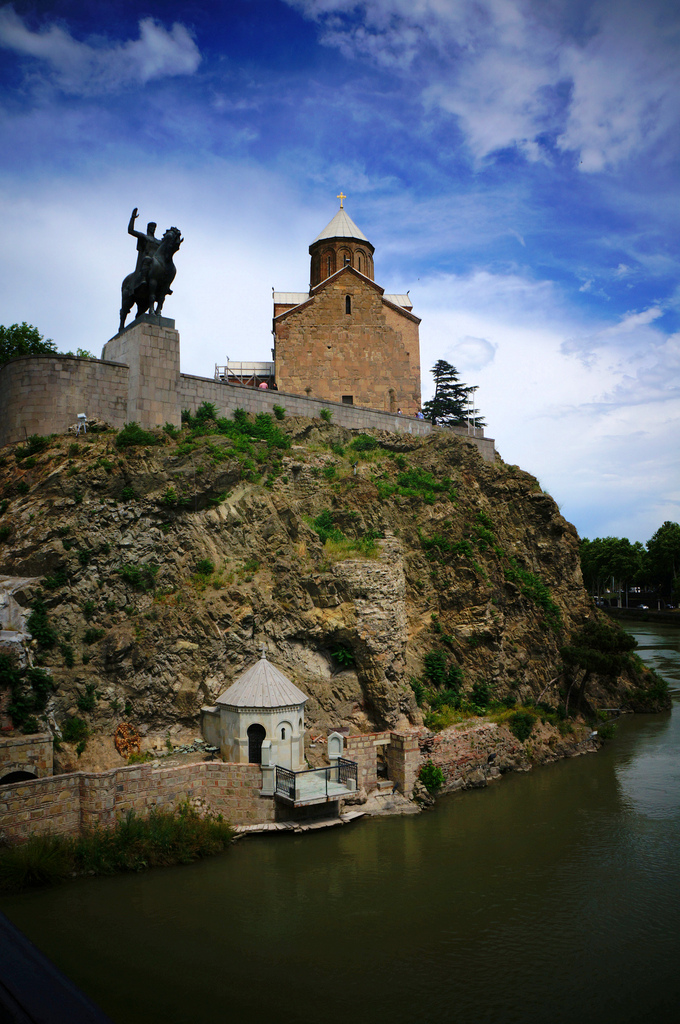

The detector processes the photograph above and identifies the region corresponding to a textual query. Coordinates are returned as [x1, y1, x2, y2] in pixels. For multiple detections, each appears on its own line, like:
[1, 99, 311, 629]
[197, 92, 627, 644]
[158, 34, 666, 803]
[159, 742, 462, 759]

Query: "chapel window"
[281, 727, 286, 740]
[327, 256, 332, 277]
[345, 295, 351, 314]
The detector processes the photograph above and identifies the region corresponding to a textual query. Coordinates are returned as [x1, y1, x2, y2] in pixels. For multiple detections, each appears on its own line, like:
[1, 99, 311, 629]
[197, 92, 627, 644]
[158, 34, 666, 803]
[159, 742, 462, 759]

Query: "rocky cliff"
[0, 411, 666, 771]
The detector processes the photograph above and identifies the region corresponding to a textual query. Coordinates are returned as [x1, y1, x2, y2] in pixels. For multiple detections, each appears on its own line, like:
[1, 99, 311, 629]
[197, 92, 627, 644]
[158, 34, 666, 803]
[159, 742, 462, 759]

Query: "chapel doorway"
[247, 724, 266, 764]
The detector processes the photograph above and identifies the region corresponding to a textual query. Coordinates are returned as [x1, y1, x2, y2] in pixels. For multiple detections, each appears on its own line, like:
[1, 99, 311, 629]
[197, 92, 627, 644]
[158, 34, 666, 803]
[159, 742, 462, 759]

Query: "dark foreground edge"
[0, 911, 114, 1024]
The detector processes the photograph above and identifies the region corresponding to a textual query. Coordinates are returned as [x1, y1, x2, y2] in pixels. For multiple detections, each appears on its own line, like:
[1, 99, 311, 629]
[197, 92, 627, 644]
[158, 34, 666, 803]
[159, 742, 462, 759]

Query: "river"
[2, 621, 679, 1024]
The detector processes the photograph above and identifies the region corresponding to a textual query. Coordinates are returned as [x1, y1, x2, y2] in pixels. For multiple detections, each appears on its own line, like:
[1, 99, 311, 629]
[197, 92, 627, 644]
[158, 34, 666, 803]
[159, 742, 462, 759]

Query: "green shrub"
[323, 464, 336, 480]
[312, 509, 344, 544]
[195, 558, 214, 577]
[161, 485, 178, 506]
[0, 835, 73, 892]
[120, 485, 136, 501]
[62, 716, 89, 743]
[419, 760, 445, 794]
[508, 710, 536, 742]
[0, 525, 10, 542]
[272, 404, 286, 421]
[330, 442, 345, 456]
[42, 566, 68, 590]
[470, 680, 491, 708]
[83, 627, 105, 645]
[27, 600, 57, 648]
[60, 643, 75, 668]
[115, 422, 160, 449]
[319, 408, 332, 422]
[164, 422, 180, 438]
[350, 434, 379, 452]
[331, 645, 354, 668]
[410, 678, 426, 705]
[17, 481, 29, 495]
[77, 683, 97, 712]
[21, 715, 41, 734]
[0, 804, 234, 892]
[505, 559, 562, 629]
[15, 434, 49, 460]
[82, 599, 96, 620]
[117, 563, 159, 591]
[78, 549, 92, 566]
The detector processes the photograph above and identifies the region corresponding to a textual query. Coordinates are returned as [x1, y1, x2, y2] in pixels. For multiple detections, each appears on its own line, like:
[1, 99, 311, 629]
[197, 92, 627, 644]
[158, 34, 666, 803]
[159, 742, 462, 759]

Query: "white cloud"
[286, 0, 680, 170]
[411, 267, 680, 540]
[0, 7, 201, 94]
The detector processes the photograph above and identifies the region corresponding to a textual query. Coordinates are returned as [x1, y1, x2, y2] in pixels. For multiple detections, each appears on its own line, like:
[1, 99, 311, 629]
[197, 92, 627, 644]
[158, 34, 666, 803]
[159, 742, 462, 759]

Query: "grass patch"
[0, 803, 234, 892]
[117, 562, 159, 592]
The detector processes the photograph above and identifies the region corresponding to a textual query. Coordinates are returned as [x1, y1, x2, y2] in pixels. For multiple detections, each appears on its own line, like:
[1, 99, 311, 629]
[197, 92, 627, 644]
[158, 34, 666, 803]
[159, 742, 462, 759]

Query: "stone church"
[273, 199, 422, 415]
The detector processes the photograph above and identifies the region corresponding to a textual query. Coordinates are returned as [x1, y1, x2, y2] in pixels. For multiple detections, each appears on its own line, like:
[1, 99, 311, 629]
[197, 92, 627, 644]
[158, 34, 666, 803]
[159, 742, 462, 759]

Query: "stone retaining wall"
[0, 760, 275, 841]
[0, 733, 53, 783]
[0, 355, 128, 447]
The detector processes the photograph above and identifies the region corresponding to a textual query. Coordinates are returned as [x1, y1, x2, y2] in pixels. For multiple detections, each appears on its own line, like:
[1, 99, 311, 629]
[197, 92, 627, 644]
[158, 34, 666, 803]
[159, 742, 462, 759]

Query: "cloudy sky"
[1, 0, 678, 543]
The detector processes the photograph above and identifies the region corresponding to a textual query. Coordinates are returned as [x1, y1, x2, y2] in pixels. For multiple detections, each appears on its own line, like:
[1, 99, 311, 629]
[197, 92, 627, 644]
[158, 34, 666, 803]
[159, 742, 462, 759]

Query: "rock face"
[0, 416, 665, 769]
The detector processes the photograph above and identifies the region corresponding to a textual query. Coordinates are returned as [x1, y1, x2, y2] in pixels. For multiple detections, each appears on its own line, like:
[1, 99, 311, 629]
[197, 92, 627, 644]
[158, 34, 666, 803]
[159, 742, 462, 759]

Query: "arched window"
[345, 295, 351, 314]
[281, 727, 286, 740]
[327, 255, 332, 277]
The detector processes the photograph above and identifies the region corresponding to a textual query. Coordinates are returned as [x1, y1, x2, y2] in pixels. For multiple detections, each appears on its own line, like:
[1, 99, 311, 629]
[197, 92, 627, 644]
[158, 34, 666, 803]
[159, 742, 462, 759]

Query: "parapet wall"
[0, 355, 128, 448]
[0, 318, 496, 462]
[0, 760, 275, 841]
[179, 374, 496, 462]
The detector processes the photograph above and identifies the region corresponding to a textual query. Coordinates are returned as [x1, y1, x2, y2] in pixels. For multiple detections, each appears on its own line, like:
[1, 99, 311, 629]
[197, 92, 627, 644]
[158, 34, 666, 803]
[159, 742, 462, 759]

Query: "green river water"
[2, 621, 680, 1024]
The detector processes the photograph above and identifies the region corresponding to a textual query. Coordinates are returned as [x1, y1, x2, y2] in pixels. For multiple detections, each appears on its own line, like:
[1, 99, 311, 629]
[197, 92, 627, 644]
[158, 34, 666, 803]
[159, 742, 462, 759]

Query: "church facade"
[273, 202, 422, 415]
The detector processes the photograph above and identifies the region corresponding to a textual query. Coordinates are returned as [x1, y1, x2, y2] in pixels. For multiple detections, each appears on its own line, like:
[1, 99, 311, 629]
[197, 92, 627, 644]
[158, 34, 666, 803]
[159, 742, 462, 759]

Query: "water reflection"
[615, 623, 680, 819]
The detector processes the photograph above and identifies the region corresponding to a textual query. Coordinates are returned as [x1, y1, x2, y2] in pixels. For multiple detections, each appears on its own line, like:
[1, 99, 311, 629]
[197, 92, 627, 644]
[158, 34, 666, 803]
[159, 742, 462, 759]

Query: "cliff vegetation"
[0, 404, 668, 771]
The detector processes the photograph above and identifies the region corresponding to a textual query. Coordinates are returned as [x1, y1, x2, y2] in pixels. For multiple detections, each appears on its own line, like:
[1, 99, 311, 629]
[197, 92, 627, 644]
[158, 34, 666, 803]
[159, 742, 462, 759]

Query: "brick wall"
[0, 734, 53, 782]
[274, 272, 422, 414]
[0, 356, 128, 447]
[0, 761, 275, 842]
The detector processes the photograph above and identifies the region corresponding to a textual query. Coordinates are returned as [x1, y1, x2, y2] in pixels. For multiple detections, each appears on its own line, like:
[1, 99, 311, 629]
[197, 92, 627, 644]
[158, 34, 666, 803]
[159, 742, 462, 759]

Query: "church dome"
[215, 653, 308, 710]
[309, 199, 375, 288]
[313, 208, 369, 244]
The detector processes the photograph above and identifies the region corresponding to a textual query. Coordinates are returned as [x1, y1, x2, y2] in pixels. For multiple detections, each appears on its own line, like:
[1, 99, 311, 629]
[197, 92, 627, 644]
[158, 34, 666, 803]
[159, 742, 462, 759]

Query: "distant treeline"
[580, 521, 680, 605]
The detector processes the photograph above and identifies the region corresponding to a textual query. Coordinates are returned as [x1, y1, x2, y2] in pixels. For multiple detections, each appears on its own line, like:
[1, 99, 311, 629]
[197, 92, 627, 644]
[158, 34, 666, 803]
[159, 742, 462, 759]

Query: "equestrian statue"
[119, 208, 183, 332]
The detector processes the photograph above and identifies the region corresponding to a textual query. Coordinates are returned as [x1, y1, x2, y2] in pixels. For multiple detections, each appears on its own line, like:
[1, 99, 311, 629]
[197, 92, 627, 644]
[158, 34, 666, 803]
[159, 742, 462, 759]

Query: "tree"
[644, 521, 680, 603]
[579, 536, 645, 595]
[0, 323, 56, 364]
[422, 359, 484, 427]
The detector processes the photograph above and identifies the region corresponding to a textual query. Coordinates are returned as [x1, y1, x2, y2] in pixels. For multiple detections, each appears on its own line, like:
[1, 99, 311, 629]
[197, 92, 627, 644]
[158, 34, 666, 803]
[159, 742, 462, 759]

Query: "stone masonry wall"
[0, 733, 53, 782]
[101, 317, 181, 430]
[179, 375, 496, 462]
[274, 272, 421, 414]
[0, 355, 128, 447]
[344, 732, 391, 793]
[386, 732, 420, 797]
[0, 760, 275, 842]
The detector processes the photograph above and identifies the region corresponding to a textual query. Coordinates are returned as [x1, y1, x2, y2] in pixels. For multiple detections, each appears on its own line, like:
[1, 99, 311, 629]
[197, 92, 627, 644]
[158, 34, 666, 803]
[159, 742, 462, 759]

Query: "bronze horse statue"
[119, 226, 183, 332]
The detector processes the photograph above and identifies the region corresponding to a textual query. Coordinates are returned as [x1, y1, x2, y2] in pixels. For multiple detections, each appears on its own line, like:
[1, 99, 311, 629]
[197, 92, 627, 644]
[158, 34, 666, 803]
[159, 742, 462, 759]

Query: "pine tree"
[422, 359, 483, 427]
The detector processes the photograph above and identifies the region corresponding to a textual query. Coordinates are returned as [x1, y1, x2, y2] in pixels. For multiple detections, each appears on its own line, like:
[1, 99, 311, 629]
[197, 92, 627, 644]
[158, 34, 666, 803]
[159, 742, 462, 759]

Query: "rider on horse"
[128, 208, 161, 292]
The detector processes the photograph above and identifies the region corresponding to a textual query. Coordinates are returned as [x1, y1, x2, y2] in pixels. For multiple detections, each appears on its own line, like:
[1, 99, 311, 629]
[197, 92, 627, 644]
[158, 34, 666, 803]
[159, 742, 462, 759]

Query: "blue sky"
[1, 0, 678, 543]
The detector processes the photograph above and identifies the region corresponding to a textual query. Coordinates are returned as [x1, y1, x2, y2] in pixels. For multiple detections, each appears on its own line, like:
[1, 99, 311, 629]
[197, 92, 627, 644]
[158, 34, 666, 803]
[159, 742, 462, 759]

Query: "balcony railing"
[274, 759, 358, 805]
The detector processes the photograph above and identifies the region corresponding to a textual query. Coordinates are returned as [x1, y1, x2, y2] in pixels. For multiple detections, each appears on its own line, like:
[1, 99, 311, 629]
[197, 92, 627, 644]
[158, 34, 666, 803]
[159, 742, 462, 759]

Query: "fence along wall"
[0, 761, 275, 842]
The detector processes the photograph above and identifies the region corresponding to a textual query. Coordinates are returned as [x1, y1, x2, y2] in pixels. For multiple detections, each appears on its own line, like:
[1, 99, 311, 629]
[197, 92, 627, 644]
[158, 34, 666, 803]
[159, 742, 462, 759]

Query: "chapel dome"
[215, 653, 308, 710]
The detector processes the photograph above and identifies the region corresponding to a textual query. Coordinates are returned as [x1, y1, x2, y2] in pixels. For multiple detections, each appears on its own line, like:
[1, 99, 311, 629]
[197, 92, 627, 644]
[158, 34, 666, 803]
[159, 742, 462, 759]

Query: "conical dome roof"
[215, 654, 308, 709]
[313, 208, 369, 243]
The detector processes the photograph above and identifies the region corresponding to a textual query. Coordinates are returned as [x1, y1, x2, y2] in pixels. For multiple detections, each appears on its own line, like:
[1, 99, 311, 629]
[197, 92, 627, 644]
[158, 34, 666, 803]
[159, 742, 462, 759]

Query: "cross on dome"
[337, 191, 346, 209]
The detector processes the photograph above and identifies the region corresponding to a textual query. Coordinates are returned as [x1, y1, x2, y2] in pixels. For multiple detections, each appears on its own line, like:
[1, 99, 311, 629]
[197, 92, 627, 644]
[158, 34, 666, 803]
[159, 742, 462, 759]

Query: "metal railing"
[274, 759, 358, 803]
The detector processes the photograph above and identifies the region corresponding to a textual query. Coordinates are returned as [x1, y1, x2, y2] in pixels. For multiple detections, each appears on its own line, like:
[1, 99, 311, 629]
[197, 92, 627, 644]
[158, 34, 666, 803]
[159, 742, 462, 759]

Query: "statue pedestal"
[101, 316, 181, 429]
